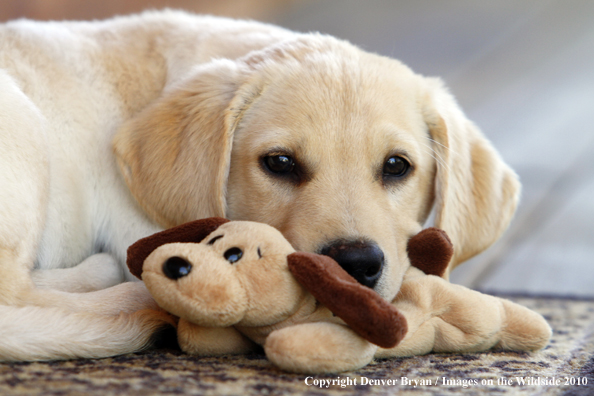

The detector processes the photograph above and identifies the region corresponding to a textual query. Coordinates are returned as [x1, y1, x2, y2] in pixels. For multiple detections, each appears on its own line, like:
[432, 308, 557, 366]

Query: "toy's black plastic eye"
[163, 257, 192, 280]
[224, 247, 243, 263]
[383, 156, 410, 178]
[264, 155, 295, 174]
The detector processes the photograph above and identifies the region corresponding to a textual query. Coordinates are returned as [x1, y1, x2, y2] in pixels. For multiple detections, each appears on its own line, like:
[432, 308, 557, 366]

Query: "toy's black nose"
[320, 240, 384, 289]
[163, 256, 192, 280]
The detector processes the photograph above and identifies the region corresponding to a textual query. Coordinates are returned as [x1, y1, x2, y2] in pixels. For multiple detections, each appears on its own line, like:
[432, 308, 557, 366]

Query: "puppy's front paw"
[78, 253, 126, 290]
[32, 253, 124, 293]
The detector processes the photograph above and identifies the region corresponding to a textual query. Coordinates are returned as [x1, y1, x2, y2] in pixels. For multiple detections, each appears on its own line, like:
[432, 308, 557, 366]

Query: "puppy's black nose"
[163, 256, 192, 280]
[320, 240, 384, 288]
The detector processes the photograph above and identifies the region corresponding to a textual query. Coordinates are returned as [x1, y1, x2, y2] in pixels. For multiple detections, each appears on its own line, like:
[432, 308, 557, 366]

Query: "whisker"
[419, 141, 449, 172]
[427, 137, 459, 158]
[420, 147, 448, 172]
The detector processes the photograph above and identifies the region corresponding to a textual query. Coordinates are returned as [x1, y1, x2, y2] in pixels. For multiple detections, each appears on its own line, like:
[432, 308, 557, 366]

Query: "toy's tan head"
[132, 219, 309, 327]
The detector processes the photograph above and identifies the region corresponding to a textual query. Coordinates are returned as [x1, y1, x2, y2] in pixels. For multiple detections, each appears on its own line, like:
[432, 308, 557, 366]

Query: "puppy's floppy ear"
[423, 79, 521, 277]
[126, 217, 229, 279]
[288, 252, 407, 348]
[113, 59, 257, 228]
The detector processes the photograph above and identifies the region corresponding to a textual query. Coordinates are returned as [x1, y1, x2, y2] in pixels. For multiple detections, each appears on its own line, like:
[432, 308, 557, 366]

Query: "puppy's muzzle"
[320, 240, 384, 289]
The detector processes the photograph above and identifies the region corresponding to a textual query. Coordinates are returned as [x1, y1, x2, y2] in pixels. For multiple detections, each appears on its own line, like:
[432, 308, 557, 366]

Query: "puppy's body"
[0, 11, 519, 361]
[0, 13, 290, 279]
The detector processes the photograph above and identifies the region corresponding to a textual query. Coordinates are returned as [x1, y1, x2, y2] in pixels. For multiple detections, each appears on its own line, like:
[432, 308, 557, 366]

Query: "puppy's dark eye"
[224, 247, 243, 263]
[383, 156, 410, 178]
[264, 155, 295, 174]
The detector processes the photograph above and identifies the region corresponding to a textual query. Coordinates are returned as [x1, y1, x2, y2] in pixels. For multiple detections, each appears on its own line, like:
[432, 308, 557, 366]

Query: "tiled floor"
[269, 0, 594, 297]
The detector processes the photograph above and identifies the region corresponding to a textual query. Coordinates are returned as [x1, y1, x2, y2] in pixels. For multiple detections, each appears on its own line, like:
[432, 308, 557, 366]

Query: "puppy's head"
[115, 34, 519, 300]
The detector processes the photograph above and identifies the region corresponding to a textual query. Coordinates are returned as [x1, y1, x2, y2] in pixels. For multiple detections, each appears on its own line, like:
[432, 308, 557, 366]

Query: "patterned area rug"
[1, 297, 593, 396]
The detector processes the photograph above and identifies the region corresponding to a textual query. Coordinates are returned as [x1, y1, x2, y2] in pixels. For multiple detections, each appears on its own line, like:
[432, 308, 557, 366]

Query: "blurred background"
[2, 0, 592, 298]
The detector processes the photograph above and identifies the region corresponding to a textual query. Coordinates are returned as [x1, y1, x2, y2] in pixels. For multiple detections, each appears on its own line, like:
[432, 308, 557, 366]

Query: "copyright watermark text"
[304, 376, 588, 389]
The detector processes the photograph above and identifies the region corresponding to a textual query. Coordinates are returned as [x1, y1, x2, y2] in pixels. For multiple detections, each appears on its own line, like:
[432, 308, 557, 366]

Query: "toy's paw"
[496, 299, 552, 351]
[178, 319, 258, 356]
[265, 322, 377, 374]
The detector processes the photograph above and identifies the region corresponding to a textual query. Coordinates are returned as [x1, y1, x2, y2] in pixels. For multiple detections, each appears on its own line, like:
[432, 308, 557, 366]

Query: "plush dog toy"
[127, 218, 551, 374]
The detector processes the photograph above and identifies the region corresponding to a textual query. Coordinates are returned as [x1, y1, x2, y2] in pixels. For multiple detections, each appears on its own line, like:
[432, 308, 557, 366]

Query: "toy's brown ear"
[407, 227, 453, 278]
[127, 217, 230, 279]
[287, 252, 407, 348]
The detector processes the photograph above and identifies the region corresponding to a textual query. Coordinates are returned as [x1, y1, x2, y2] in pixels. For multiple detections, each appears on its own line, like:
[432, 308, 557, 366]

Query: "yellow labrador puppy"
[0, 10, 519, 361]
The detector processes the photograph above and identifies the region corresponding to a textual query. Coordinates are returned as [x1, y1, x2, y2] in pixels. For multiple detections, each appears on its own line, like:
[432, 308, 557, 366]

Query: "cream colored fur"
[0, 10, 519, 361]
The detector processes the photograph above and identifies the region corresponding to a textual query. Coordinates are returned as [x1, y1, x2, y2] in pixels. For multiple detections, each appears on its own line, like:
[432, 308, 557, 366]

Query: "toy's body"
[377, 266, 551, 358]
[129, 218, 406, 373]
[128, 218, 552, 374]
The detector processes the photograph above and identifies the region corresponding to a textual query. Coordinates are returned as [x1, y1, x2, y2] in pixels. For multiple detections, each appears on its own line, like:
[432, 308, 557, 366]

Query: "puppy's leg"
[22, 281, 161, 316]
[0, 72, 173, 361]
[2, 282, 177, 361]
[0, 305, 175, 362]
[0, 70, 50, 305]
[32, 253, 125, 292]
